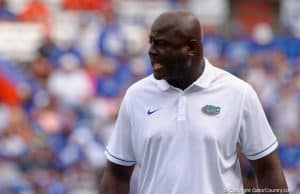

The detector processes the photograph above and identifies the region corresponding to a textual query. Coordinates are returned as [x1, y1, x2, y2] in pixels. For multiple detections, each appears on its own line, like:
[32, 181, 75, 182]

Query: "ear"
[186, 39, 198, 56]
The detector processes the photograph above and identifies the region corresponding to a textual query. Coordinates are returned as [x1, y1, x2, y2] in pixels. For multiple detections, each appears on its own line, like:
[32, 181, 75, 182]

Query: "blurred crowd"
[0, 0, 300, 193]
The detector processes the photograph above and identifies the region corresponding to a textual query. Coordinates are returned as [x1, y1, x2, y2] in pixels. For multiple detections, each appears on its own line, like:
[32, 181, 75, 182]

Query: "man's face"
[148, 26, 191, 80]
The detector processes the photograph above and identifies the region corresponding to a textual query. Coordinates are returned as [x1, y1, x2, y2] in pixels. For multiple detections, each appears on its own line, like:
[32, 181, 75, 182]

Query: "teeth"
[153, 63, 162, 70]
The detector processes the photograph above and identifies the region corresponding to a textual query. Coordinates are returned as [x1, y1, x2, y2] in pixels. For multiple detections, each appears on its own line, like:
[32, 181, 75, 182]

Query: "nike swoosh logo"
[147, 108, 160, 115]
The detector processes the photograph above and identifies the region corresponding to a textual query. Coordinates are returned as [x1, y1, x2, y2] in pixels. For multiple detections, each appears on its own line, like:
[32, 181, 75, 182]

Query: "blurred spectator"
[225, 21, 252, 76]
[0, 102, 10, 134]
[272, 80, 300, 144]
[0, 0, 15, 21]
[18, 0, 50, 32]
[63, 0, 112, 12]
[29, 56, 53, 86]
[0, 126, 28, 159]
[48, 54, 93, 108]
[96, 59, 123, 97]
[6, 106, 33, 141]
[0, 161, 33, 194]
[88, 96, 118, 143]
[31, 94, 63, 135]
[95, 52, 135, 98]
[245, 52, 278, 116]
[69, 126, 106, 168]
[77, 14, 103, 58]
[38, 35, 62, 66]
[0, 106, 32, 163]
[98, 11, 126, 60]
[18, 0, 48, 22]
[202, 25, 227, 68]
[251, 23, 276, 52]
[275, 26, 300, 64]
[83, 54, 103, 92]
[128, 55, 151, 82]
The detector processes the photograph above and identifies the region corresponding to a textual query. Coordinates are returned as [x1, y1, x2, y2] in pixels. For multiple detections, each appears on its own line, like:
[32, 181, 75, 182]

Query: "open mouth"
[153, 62, 163, 71]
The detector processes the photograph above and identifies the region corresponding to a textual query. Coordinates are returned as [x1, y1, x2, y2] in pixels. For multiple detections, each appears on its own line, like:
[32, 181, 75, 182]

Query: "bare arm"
[99, 161, 135, 194]
[250, 149, 288, 194]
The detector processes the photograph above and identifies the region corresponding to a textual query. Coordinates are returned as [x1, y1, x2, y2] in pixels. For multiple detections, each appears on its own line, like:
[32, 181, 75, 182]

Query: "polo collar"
[154, 58, 215, 91]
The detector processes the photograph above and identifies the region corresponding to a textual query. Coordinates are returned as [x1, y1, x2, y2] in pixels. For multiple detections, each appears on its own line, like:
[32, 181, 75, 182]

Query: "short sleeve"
[104, 92, 136, 166]
[239, 83, 278, 160]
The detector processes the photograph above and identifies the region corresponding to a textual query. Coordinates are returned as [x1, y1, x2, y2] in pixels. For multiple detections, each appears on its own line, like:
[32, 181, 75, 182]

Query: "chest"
[130, 90, 243, 161]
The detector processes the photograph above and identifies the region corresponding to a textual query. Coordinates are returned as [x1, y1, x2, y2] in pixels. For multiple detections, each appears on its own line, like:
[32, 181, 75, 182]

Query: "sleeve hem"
[104, 149, 136, 166]
[246, 140, 278, 160]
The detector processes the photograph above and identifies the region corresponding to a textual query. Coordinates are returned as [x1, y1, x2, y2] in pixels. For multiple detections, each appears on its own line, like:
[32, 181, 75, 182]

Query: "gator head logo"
[202, 105, 220, 115]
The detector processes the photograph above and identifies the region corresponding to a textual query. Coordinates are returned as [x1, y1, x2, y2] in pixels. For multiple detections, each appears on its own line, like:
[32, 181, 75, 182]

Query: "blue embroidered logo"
[147, 108, 160, 115]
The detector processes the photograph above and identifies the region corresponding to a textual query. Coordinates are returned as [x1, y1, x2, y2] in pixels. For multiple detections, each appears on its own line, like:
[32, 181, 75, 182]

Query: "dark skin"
[99, 162, 134, 194]
[250, 150, 288, 193]
[99, 11, 288, 194]
[148, 11, 204, 90]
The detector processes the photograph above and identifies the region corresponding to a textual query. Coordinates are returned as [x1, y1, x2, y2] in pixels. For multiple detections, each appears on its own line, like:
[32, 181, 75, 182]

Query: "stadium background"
[0, 0, 299, 193]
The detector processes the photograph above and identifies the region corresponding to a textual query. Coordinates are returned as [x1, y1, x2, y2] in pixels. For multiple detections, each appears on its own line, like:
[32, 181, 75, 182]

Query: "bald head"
[148, 11, 204, 88]
[151, 11, 202, 43]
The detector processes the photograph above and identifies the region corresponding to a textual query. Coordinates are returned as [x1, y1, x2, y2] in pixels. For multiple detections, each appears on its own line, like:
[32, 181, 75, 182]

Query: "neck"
[167, 58, 205, 90]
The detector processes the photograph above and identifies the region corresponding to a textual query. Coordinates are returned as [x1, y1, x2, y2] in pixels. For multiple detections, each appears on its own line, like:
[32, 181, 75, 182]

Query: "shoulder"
[123, 74, 157, 99]
[212, 65, 249, 95]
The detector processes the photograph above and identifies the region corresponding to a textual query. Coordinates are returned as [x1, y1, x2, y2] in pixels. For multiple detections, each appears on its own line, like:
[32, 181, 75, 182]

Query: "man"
[100, 11, 288, 194]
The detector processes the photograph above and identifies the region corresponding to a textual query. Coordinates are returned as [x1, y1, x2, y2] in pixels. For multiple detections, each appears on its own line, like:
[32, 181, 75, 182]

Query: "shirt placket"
[178, 93, 187, 121]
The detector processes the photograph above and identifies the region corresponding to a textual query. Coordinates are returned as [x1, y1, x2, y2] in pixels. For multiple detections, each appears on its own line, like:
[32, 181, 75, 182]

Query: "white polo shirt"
[105, 58, 278, 194]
